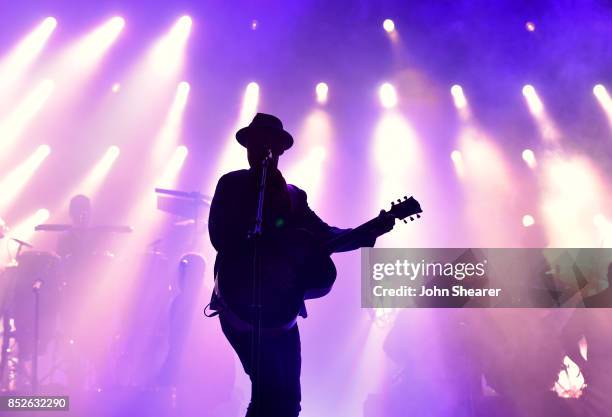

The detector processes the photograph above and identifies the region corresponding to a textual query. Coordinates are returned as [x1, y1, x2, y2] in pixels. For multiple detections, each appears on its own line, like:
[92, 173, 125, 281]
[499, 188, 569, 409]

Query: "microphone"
[262, 148, 274, 165]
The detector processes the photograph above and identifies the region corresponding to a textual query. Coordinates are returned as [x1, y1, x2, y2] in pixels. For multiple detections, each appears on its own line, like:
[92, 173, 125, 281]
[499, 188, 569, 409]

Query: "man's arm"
[291, 186, 386, 252]
[208, 174, 249, 252]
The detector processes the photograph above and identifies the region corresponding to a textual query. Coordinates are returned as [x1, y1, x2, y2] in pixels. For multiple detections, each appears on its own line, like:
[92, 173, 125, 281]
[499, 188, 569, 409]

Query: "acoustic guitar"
[215, 196, 422, 329]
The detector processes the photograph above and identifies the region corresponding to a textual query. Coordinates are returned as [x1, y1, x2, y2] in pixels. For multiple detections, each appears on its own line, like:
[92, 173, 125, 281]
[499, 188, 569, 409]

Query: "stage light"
[593, 84, 612, 127]
[522, 84, 543, 115]
[0, 207, 50, 267]
[159, 145, 188, 187]
[207, 82, 261, 192]
[383, 19, 395, 33]
[71, 146, 121, 198]
[450, 150, 465, 178]
[372, 112, 425, 246]
[379, 83, 397, 108]
[0, 17, 57, 91]
[177, 81, 190, 101]
[0, 145, 51, 212]
[540, 154, 607, 246]
[241, 82, 260, 121]
[112, 82, 121, 93]
[67, 16, 125, 70]
[152, 81, 191, 163]
[522, 84, 559, 142]
[457, 128, 518, 245]
[149, 15, 193, 77]
[525, 21, 536, 32]
[522, 214, 535, 227]
[284, 110, 334, 206]
[316, 82, 329, 104]
[522, 149, 537, 169]
[450, 85, 467, 109]
[251, 20, 258, 30]
[0, 79, 55, 154]
[593, 83, 607, 97]
[178, 15, 192, 31]
[11, 208, 50, 239]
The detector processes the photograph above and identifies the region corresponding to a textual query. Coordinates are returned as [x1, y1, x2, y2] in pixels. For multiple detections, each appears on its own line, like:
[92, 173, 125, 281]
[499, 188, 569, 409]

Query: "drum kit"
[0, 188, 211, 393]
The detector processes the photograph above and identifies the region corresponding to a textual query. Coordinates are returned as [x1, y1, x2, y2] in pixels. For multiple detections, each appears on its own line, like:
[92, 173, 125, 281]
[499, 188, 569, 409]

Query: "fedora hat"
[236, 113, 293, 151]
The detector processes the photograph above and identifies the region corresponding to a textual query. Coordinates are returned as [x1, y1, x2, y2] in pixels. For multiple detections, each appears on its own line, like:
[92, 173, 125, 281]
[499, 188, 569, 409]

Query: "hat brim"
[236, 126, 294, 151]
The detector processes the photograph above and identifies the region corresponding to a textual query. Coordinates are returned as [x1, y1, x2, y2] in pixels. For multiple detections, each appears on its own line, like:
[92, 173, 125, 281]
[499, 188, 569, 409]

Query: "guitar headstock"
[389, 196, 422, 223]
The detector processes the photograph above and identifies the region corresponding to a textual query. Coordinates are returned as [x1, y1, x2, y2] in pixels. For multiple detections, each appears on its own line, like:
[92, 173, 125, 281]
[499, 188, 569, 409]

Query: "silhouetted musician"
[208, 113, 394, 417]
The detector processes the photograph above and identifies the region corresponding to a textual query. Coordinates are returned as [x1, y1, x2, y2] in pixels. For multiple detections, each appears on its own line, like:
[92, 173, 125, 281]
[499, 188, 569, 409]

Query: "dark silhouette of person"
[57, 194, 93, 258]
[160, 253, 207, 385]
[56, 194, 106, 389]
[208, 113, 394, 417]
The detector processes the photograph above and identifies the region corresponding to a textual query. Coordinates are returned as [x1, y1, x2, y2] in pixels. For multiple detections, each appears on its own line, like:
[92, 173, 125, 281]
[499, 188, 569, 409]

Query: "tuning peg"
[417, 214, 421, 218]
[403, 219, 407, 224]
[391, 201, 395, 206]
[404, 196, 408, 200]
[397, 199, 401, 204]
[410, 216, 414, 221]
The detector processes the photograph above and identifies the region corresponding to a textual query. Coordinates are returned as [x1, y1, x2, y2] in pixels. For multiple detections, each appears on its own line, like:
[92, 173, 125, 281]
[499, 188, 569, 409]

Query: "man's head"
[236, 113, 293, 170]
[69, 194, 91, 228]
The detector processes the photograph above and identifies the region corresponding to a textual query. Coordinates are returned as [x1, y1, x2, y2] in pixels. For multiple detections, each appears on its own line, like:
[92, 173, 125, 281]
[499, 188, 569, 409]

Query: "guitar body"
[216, 195, 422, 329]
[216, 228, 337, 329]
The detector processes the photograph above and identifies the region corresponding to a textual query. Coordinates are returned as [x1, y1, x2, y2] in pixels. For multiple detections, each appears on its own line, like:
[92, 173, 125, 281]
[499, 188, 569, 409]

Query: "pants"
[220, 314, 301, 417]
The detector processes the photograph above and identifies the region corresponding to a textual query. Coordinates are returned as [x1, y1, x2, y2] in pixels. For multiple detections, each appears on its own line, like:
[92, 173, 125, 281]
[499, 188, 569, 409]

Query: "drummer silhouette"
[57, 194, 93, 258]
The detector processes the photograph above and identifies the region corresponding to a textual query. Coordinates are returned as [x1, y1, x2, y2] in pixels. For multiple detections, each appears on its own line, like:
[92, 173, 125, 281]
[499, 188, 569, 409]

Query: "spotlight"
[522, 84, 543, 115]
[593, 84, 612, 127]
[450, 150, 465, 178]
[241, 82, 260, 121]
[383, 19, 395, 33]
[149, 15, 193, 76]
[522, 149, 537, 169]
[0, 16, 58, 88]
[0, 79, 55, 153]
[152, 81, 192, 162]
[593, 84, 607, 97]
[251, 20, 258, 30]
[159, 145, 189, 187]
[111, 82, 120, 93]
[522, 214, 535, 227]
[450, 84, 467, 109]
[178, 15, 192, 31]
[177, 81, 190, 100]
[246, 81, 259, 94]
[525, 21, 536, 32]
[316, 82, 328, 104]
[522, 84, 535, 97]
[0, 145, 51, 212]
[66, 16, 125, 71]
[379, 83, 397, 108]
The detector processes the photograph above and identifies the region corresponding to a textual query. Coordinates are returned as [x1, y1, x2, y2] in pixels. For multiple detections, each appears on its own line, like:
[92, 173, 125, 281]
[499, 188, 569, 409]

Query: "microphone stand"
[248, 149, 272, 417]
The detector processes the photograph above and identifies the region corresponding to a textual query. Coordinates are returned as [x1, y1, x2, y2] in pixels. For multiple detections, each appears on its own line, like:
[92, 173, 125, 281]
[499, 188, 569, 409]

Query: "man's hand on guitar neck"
[371, 209, 396, 237]
[357, 210, 396, 247]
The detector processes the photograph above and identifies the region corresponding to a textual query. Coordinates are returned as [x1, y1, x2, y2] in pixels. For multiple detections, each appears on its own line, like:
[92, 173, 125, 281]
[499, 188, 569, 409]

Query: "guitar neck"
[322, 216, 382, 254]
